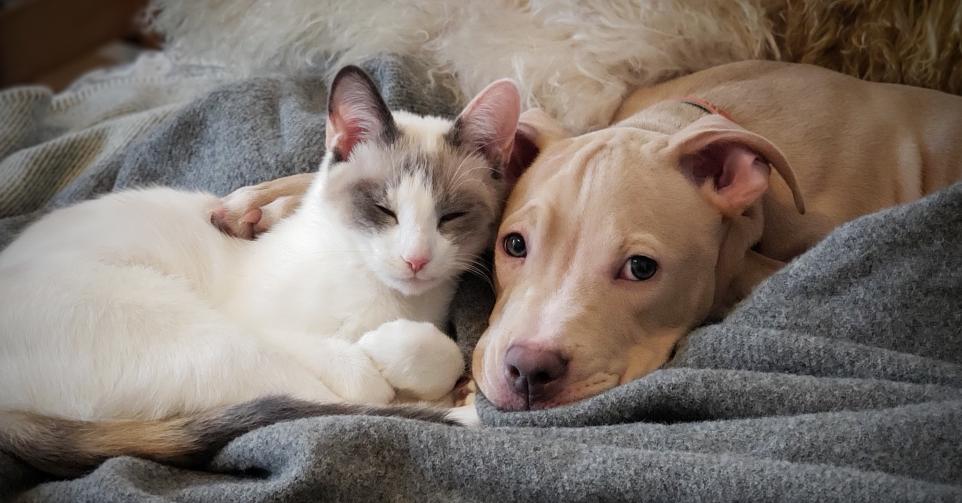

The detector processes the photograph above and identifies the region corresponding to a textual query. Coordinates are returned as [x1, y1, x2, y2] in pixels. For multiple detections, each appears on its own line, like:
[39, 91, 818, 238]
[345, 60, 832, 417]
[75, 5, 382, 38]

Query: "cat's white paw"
[308, 339, 396, 405]
[357, 320, 464, 402]
[446, 405, 481, 427]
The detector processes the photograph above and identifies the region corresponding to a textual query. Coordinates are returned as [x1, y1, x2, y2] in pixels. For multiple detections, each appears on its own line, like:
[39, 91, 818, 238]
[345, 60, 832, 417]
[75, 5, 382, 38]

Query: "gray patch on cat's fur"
[445, 119, 504, 178]
[328, 127, 506, 254]
[350, 179, 395, 231]
[399, 146, 497, 246]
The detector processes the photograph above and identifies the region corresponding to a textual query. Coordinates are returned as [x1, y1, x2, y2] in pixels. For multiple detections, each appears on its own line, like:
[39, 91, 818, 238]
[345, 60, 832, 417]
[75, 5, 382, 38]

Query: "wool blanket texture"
[1, 53, 959, 502]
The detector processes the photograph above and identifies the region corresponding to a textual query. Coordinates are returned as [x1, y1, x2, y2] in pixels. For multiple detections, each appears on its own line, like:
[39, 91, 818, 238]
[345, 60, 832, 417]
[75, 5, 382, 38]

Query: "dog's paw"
[357, 320, 464, 402]
[210, 203, 261, 240]
[212, 185, 299, 239]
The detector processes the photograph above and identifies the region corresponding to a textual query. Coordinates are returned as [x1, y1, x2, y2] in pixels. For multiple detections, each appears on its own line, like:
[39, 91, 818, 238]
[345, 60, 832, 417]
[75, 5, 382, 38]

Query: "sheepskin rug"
[147, 0, 962, 133]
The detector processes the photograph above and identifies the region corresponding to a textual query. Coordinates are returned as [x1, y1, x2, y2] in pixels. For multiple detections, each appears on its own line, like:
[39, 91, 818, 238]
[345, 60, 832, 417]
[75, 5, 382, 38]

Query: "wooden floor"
[34, 41, 142, 91]
[0, 0, 152, 91]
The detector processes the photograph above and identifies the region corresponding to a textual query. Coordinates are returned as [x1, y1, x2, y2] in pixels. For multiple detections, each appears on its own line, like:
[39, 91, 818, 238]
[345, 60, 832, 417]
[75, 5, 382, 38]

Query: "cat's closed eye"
[375, 204, 398, 223]
[439, 211, 467, 226]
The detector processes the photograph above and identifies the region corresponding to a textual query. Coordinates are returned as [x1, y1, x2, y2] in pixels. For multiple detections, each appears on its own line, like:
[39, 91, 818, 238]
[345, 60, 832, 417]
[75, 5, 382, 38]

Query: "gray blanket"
[1, 54, 960, 502]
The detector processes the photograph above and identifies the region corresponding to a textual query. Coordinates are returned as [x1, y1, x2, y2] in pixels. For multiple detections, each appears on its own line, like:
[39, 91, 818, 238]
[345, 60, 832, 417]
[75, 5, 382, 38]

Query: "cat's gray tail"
[0, 395, 457, 478]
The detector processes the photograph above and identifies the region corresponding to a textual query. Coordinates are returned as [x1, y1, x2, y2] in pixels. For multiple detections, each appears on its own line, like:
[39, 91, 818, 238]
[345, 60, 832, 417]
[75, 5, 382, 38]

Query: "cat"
[0, 66, 523, 476]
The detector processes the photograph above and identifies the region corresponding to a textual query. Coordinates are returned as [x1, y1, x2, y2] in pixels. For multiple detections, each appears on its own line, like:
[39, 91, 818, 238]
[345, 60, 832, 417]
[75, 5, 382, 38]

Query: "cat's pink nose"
[404, 256, 430, 273]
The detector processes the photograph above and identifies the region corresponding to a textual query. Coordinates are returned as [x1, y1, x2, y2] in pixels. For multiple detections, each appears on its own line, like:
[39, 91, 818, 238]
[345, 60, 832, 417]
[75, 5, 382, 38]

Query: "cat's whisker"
[449, 164, 490, 193]
[446, 155, 489, 191]
[447, 163, 474, 194]
[451, 256, 495, 291]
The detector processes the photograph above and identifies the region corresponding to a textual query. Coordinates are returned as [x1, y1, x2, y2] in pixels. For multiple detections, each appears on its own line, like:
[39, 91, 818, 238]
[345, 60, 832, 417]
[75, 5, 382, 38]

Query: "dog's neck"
[613, 98, 722, 135]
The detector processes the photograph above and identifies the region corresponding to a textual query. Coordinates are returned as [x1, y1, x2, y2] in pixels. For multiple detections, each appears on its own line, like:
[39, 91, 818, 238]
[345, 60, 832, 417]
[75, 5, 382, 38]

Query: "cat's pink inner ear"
[326, 66, 396, 160]
[454, 79, 522, 168]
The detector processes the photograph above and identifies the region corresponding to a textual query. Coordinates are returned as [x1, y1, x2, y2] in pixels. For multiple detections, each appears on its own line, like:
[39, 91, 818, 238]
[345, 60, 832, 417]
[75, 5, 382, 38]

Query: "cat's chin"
[383, 275, 444, 297]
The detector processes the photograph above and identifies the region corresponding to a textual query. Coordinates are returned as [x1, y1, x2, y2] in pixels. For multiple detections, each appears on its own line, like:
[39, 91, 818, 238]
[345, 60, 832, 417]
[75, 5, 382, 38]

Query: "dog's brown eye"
[375, 204, 398, 223]
[621, 255, 657, 281]
[503, 233, 527, 258]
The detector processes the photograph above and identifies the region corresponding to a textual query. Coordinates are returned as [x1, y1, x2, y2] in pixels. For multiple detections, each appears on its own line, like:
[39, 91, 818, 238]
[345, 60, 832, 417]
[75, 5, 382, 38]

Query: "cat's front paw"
[357, 320, 464, 402]
[306, 339, 397, 405]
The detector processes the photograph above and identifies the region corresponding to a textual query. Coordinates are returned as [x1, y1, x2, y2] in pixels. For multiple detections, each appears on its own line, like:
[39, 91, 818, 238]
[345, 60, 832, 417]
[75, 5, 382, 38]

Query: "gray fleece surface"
[1, 55, 961, 501]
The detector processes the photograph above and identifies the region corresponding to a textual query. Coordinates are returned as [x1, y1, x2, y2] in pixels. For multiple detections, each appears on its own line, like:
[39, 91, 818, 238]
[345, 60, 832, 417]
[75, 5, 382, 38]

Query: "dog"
[216, 61, 962, 411]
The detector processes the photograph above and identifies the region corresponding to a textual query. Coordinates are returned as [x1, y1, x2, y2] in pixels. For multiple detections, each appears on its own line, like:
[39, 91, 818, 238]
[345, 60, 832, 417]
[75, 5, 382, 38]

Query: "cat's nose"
[404, 255, 430, 273]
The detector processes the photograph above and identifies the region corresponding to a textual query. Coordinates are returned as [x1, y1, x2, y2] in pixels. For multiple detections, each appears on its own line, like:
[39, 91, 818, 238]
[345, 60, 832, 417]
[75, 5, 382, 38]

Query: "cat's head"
[317, 66, 531, 296]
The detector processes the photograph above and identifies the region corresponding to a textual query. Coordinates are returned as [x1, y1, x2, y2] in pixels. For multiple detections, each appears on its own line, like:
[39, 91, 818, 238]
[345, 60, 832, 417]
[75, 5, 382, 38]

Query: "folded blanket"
[0, 52, 460, 248]
[1, 54, 959, 502]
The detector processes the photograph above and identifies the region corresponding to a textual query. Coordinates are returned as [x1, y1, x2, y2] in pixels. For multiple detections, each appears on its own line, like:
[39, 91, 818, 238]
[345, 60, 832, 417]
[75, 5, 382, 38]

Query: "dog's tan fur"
[214, 61, 962, 411]
[475, 60, 962, 410]
[614, 60, 962, 263]
[211, 173, 315, 239]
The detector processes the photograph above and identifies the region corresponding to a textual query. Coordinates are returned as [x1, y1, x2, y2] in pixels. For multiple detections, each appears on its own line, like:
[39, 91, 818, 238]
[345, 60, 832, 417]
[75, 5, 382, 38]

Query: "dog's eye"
[439, 211, 467, 225]
[503, 233, 527, 258]
[620, 255, 658, 281]
[375, 204, 398, 223]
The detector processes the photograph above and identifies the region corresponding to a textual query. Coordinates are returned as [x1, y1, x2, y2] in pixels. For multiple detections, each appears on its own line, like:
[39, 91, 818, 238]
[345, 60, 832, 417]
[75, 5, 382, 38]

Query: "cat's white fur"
[0, 112, 475, 422]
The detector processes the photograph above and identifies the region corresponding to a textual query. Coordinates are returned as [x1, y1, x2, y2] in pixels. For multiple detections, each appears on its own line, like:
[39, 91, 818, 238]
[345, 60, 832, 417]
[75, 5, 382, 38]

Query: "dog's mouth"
[477, 365, 621, 411]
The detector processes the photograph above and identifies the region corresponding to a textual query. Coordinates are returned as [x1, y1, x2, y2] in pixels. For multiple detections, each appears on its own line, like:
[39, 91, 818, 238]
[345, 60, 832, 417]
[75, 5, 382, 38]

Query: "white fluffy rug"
[147, 1, 961, 133]
[147, 0, 779, 132]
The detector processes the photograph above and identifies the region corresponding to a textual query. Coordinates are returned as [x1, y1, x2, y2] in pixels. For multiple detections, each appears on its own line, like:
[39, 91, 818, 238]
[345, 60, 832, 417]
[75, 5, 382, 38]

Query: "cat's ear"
[448, 79, 522, 179]
[326, 66, 399, 161]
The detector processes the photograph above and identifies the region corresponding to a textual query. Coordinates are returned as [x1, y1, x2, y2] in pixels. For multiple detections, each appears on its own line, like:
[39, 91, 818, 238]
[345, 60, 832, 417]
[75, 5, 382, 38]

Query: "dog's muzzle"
[503, 344, 568, 409]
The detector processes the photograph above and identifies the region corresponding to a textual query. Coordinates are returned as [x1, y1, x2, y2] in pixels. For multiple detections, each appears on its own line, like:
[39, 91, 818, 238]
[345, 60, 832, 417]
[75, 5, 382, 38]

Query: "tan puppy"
[474, 61, 962, 410]
[217, 61, 962, 411]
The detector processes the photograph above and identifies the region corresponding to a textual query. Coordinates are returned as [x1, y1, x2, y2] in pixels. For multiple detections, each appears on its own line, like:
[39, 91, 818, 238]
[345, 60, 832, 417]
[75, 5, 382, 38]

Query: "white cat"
[0, 66, 522, 476]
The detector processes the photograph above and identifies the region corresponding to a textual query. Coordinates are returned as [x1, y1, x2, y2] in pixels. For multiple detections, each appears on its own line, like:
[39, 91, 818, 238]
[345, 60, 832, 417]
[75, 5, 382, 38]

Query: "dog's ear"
[326, 66, 398, 161]
[670, 114, 805, 216]
[501, 108, 572, 183]
[449, 79, 522, 180]
[517, 108, 571, 149]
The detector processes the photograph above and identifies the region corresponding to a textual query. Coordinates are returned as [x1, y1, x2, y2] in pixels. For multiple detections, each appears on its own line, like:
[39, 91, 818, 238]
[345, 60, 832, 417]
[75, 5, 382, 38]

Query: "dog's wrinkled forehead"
[509, 127, 664, 207]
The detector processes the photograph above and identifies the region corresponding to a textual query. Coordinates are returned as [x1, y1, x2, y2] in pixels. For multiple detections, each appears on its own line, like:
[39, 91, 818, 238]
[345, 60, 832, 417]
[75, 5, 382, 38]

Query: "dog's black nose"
[505, 345, 567, 400]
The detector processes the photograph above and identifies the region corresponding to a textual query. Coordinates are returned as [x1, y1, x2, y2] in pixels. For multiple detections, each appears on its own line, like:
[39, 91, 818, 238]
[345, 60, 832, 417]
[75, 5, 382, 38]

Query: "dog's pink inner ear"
[504, 124, 540, 183]
[452, 79, 521, 175]
[681, 143, 771, 216]
[671, 114, 805, 214]
[326, 66, 397, 161]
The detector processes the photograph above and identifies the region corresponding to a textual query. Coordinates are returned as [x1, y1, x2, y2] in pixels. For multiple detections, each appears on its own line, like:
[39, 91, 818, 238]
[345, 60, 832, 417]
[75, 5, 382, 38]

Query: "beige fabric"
[0, 53, 229, 222]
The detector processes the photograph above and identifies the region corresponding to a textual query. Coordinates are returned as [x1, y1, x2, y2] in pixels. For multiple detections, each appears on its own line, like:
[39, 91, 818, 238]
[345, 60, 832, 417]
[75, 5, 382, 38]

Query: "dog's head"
[474, 107, 805, 411]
